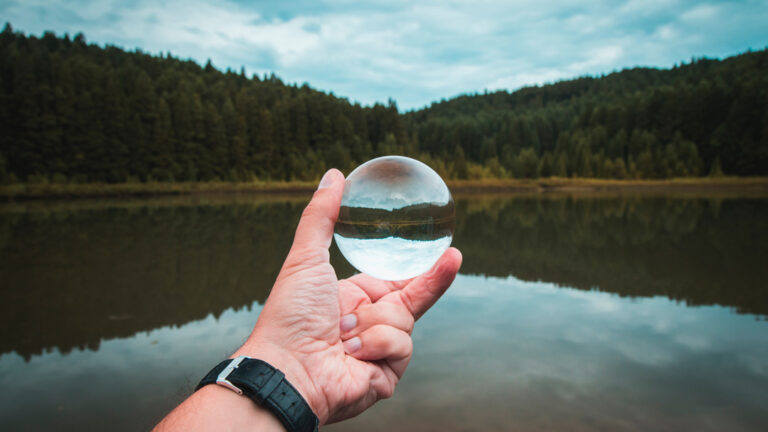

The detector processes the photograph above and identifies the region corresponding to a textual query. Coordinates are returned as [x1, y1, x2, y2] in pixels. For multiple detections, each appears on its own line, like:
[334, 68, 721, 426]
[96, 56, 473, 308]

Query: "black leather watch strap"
[196, 357, 319, 432]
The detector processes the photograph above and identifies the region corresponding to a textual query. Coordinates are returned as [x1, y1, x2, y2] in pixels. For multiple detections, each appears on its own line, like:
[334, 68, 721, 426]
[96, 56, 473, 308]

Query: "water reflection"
[0, 194, 767, 430]
[2, 275, 766, 431]
[1, 195, 765, 360]
[0, 301, 269, 431]
[330, 276, 768, 431]
[454, 196, 768, 315]
[0, 198, 305, 359]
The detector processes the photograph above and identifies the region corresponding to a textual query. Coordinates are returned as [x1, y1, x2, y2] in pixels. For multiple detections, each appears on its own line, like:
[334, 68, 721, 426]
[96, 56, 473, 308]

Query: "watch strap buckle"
[216, 355, 248, 394]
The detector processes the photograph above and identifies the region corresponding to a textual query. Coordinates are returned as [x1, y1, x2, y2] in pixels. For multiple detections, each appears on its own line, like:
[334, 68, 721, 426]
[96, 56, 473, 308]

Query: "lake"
[1, 193, 767, 431]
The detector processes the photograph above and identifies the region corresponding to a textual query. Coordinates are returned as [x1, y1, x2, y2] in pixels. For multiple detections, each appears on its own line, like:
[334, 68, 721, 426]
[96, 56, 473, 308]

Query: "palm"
[252, 248, 460, 424]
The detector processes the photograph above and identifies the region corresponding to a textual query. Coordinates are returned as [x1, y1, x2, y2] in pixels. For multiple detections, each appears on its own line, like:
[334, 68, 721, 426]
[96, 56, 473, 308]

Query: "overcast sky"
[3, 0, 767, 110]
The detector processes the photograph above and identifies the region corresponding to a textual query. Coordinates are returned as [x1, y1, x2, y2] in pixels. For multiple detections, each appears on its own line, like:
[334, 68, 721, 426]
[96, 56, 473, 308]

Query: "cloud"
[2, 0, 767, 109]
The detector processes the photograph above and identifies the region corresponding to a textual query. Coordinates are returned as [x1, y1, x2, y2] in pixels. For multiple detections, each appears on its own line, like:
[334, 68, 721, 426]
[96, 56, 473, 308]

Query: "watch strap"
[196, 357, 319, 432]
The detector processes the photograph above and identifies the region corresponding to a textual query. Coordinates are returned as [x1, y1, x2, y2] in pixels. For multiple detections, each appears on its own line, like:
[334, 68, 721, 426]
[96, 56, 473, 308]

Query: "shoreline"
[448, 177, 768, 194]
[2, 177, 768, 201]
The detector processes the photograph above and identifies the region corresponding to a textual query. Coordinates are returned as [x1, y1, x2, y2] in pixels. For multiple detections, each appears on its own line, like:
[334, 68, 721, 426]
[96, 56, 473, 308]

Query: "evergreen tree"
[709, 156, 725, 177]
[538, 152, 554, 178]
[516, 148, 540, 179]
[453, 145, 468, 179]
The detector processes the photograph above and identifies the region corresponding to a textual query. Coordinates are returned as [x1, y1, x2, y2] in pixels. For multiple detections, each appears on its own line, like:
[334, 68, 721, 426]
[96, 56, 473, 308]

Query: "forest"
[1, 23, 766, 183]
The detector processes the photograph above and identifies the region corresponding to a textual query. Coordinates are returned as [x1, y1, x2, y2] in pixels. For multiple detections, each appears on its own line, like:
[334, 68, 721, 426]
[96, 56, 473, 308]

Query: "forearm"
[153, 385, 286, 432]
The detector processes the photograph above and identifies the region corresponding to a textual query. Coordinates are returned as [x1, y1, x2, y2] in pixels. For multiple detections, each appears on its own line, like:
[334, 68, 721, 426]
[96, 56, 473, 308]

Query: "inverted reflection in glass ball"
[333, 156, 455, 281]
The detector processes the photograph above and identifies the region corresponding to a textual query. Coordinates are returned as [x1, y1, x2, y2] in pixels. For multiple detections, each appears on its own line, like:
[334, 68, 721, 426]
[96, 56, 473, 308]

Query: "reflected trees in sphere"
[333, 156, 455, 281]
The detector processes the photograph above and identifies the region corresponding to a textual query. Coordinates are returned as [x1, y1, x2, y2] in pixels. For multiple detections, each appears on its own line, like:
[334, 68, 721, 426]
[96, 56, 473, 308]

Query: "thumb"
[284, 169, 345, 266]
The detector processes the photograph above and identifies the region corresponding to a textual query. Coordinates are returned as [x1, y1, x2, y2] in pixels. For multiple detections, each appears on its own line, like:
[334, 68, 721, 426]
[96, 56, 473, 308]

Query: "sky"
[343, 156, 452, 210]
[2, 0, 767, 110]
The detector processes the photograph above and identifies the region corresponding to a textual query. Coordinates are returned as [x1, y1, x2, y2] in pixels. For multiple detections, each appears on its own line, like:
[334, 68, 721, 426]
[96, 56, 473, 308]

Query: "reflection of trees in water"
[0, 201, 308, 359]
[455, 196, 768, 317]
[1, 196, 765, 359]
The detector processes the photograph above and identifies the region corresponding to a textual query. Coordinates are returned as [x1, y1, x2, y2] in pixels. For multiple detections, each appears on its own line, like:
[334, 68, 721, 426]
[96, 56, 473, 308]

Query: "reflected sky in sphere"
[334, 156, 455, 281]
[341, 156, 452, 210]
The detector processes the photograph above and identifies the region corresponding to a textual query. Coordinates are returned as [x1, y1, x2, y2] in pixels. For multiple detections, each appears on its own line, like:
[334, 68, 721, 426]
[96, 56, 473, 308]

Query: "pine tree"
[556, 153, 568, 177]
[516, 148, 540, 179]
[538, 152, 554, 178]
[708, 156, 724, 177]
[453, 145, 468, 179]
[613, 158, 628, 179]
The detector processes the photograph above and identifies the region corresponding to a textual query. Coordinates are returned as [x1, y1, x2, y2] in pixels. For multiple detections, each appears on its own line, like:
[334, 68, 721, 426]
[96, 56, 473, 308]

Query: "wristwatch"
[196, 356, 319, 432]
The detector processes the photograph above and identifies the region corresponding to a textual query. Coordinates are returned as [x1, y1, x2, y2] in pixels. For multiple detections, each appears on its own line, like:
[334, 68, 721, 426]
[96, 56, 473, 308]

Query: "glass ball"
[334, 156, 455, 281]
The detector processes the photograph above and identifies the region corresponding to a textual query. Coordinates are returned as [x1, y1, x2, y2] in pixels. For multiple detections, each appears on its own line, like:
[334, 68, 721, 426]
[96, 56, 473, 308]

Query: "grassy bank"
[2, 177, 768, 201]
[0, 180, 318, 201]
[447, 177, 768, 193]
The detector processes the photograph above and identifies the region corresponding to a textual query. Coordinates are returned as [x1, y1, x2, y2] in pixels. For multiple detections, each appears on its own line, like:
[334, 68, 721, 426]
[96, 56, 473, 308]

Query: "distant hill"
[406, 49, 768, 179]
[1, 23, 766, 183]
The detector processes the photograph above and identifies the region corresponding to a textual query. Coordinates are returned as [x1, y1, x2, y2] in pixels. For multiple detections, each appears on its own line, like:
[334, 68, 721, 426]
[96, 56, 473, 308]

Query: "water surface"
[0, 194, 766, 431]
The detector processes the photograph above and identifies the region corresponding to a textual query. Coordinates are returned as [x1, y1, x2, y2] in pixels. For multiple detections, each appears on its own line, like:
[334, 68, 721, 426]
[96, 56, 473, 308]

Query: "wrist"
[200, 385, 289, 431]
[154, 385, 287, 432]
[232, 340, 329, 424]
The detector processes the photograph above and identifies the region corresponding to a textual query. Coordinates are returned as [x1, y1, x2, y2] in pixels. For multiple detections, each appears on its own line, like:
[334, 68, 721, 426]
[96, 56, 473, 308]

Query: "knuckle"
[282, 247, 328, 272]
[379, 384, 395, 400]
[398, 290, 418, 317]
[405, 315, 415, 334]
[402, 334, 413, 355]
[375, 302, 415, 333]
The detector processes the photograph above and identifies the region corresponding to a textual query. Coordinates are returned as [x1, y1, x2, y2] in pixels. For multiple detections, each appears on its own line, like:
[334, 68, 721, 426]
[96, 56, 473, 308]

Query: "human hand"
[233, 168, 462, 424]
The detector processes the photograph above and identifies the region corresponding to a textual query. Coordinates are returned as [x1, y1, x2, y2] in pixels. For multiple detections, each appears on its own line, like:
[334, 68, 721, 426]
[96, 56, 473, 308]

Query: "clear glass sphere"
[334, 156, 455, 281]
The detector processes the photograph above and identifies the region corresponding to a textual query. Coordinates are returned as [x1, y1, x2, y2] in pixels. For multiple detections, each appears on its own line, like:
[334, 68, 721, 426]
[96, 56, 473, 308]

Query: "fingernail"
[343, 337, 361, 354]
[318, 169, 335, 189]
[340, 314, 357, 332]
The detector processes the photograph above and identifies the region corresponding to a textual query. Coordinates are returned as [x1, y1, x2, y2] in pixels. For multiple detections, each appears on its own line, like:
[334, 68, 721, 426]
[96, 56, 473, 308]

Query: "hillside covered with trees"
[1, 24, 766, 184]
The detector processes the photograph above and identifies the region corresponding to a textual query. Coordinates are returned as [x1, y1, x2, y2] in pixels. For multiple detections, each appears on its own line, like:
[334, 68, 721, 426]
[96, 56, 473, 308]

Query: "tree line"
[1, 23, 766, 183]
